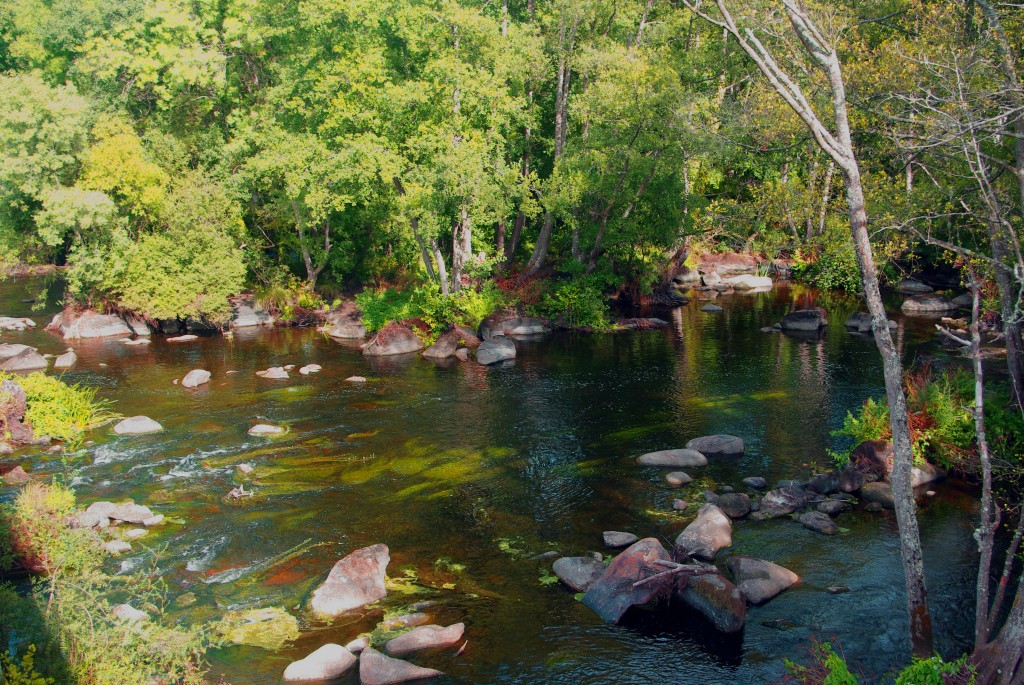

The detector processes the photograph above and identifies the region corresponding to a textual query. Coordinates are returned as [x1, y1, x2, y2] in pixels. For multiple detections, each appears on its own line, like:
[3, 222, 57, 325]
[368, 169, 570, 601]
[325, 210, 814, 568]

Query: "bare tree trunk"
[431, 238, 449, 296]
[682, 0, 934, 656]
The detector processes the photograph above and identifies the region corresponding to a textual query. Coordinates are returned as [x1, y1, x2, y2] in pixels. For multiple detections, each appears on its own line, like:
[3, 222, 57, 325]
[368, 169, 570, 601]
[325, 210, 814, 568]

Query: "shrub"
[830, 397, 891, 467]
[895, 655, 974, 685]
[530, 276, 612, 330]
[791, 226, 862, 292]
[783, 640, 859, 684]
[356, 282, 508, 337]
[0, 372, 113, 444]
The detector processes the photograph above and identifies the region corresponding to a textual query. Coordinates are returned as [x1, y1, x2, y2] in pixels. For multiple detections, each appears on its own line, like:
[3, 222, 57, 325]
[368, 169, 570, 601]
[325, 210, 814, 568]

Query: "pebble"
[345, 376, 367, 383]
[672, 499, 688, 511]
[665, 471, 692, 487]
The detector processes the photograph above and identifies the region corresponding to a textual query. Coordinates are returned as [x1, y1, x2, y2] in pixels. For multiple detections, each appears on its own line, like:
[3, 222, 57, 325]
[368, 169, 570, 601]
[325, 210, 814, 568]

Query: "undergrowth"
[0, 372, 115, 445]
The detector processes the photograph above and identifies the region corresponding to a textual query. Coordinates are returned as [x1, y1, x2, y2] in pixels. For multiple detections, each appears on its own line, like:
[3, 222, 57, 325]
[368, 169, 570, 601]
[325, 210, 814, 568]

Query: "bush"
[356, 282, 508, 337]
[791, 226, 862, 293]
[895, 655, 974, 685]
[531, 276, 612, 330]
[784, 640, 859, 684]
[0, 372, 113, 444]
[830, 397, 891, 467]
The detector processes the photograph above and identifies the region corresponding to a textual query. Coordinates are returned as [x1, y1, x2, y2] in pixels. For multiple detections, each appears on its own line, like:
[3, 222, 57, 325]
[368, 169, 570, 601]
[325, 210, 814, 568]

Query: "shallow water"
[0, 279, 978, 684]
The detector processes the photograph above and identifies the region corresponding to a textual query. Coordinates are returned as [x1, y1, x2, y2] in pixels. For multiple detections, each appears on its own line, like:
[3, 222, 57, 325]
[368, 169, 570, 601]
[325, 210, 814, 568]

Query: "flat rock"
[675, 504, 732, 560]
[299, 364, 322, 375]
[727, 556, 799, 605]
[742, 476, 767, 489]
[283, 643, 357, 682]
[248, 424, 284, 436]
[0, 344, 36, 359]
[345, 376, 367, 383]
[167, 334, 199, 342]
[359, 647, 442, 685]
[799, 511, 840, 535]
[552, 556, 605, 592]
[110, 502, 154, 524]
[603, 531, 638, 548]
[676, 572, 746, 633]
[0, 349, 48, 372]
[0, 317, 35, 331]
[476, 336, 516, 365]
[637, 449, 707, 468]
[898, 279, 933, 294]
[385, 623, 465, 656]
[902, 295, 956, 315]
[581, 538, 673, 623]
[181, 369, 211, 388]
[114, 416, 163, 435]
[310, 544, 389, 617]
[665, 471, 692, 486]
[700, 304, 723, 313]
[124, 528, 147, 539]
[257, 366, 289, 379]
[685, 434, 744, 457]
[123, 338, 150, 345]
[728, 275, 774, 291]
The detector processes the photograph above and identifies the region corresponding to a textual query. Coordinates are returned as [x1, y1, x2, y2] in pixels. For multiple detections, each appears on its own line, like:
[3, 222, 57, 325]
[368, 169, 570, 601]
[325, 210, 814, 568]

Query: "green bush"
[531, 276, 612, 330]
[784, 641, 859, 684]
[830, 397, 891, 467]
[0, 372, 113, 444]
[356, 282, 508, 337]
[791, 226, 862, 292]
[895, 655, 974, 685]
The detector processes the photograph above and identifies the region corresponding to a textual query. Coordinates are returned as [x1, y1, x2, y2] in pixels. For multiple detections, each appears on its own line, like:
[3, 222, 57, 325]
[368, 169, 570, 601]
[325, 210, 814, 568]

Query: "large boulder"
[901, 295, 957, 315]
[479, 316, 549, 340]
[181, 369, 211, 389]
[726, 556, 799, 605]
[385, 623, 465, 656]
[125, 315, 152, 336]
[0, 344, 36, 359]
[363, 324, 424, 357]
[476, 336, 516, 365]
[685, 434, 744, 457]
[675, 504, 732, 560]
[113, 416, 163, 435]
[754, 486, 807, 519]
[552, 556, 605, 592]
[359, 647, 442, 685]
[850, 440, 944, 488]
[229, 298, 275, 328]
[716, 493, 751, 519]
[676, 572, 746, 633]
[779, 308, 828, 331]
[422, 330, 460, 360]
[0, 317, 35, 331]
[329, 319, 368, 339]
[581, 538, 673, 623]
[283, 643, 356, 682]
[799, 511, 840, 535]
[48, 309, 131, 339]
[0, 349, 47, 372]
[109, 502, 155, 524]
[309, 544, 390, 617]
[637, 449, 707, 468]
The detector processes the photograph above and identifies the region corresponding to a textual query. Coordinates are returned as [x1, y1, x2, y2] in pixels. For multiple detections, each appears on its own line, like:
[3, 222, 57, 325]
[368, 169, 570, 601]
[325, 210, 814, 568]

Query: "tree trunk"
[431, 238, 449, 296]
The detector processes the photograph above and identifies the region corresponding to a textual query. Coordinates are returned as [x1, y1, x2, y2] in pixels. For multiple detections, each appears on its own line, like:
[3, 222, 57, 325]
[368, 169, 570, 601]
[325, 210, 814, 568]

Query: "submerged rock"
[283, 643, 357, 682]
[817, 499, 849, 516]
[727, 556, 799, 605]
[637, 449, 707, 468]
[218, 607, 300, 650]
[385, 623, 465, 656]
[114, 416, 163, 435]
[310, 544, 390, 617]
[844, 311, 897, 334]
[700, 304, 723, 313]
[476, 336, 516, 365]
[676, 572, 746, 633]
[552, 556, 605, 592]
[675, 504, 732, 560]
[581, 538, 673, 623]
[359, 646, 442, 685]
[685, 434, 744, 457]
[181, 369, 211, 388]
[799, 511, 839, 535]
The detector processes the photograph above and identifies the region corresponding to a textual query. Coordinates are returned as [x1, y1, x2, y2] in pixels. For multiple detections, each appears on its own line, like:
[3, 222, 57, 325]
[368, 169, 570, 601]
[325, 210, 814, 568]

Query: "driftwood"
[631, 559, 717, 589]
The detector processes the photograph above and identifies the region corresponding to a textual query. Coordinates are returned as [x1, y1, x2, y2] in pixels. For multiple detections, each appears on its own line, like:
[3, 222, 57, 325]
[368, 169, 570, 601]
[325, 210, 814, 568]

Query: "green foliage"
[356, 283, 507, 337]
[531, 276, 612, 331]
[895, 655, 974, 685]
[784, 641, 859, 685]
[830, 397, 891, 467]
[791, 226, 862, 293]
[0, 645, 54, 685]
[0, 372, 113, 444]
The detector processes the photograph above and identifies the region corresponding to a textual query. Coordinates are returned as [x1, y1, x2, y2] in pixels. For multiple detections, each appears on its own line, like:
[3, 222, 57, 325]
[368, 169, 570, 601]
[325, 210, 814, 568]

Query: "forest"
[3, 0, 1024, 683]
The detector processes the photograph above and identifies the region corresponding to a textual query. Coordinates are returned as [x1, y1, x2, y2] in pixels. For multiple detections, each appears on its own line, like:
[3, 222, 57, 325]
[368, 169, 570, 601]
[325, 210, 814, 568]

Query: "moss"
[215, 607, 299, 650]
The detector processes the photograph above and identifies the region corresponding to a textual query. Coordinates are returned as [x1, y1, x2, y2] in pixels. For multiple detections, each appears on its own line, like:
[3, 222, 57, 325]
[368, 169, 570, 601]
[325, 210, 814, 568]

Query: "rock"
[727, 556, 799, 605]
[676, 572, 746, 633]
[911, 461, 945, 488]
[283, 644, 357, 682]
[838, 465, 866, 493]
[310, 544, 390, 617]
[742, 476, 767, 489]
[181, 369, 211, 389]
[329, 319, 368, 339]
[675, 504, 732, 560]
[124, 528, 147, 539]
[685, 434, 744, 457]
[2, 465, 29, 485]
[799, 511, 840, 535]
[0, 349, 48, 372]
[380, 613, 430, 631]
[844, 311, 897, 334]
[454, 348, 469, 362]
[248, 424, 284, 436]
[898, 279, 933, 294]
[861, 482, 895, 509]
[603, 531, 639, 548]
[48, 309, 131, 339]
[110, 502, 154, 524]
[0, 317, 35, 331]
[581, 538, 673, 623]
[703, 490, 719, 504]
[951, 293, 973, 308]
[817, 499, 849, 516]
[237, 463, 254, 475]
[779, 308, 828, 331]
[700, 304, 723, 313]
[229, 300, 275, 329]
[0, 382, 28, 443]
[363, 324, 425, 357]
[479, 316, 548, 340]
[755, 486, 807, 519]
[672, 499, 688, 511]
[902, 295, 957, 315]
[345, 637, 370, 654]
[143, 514, 164, 526]
[716, 493, 751, 519]
[257, 366, 289, 379]
[618, 317, 671, 329]
[114, 416, 163, 435]
[422, 331, 460, 360]
[0, 344, 36, 359]
[53, 350, 77, 369]
[385, 623, 465, 656]
[552, 556, 605, 592]
[125, 315, 153, 336]
[283, 364, 296, 371]
[637, 449, 707, 468]
[665, 471, 692, 486]
[728, 275, 774, 291]
[299, 364, 322, 375]
[864, 502, 883, 512]
[104, 540, 132, 554]
[123, 338, 150, 346]
[345, 376, 367, 383]
[850, 440, 893, 481]
[359, 647, 442, 685]
[476, 336, 516, 365]
[112, 604, 149, 623]
[806, 472, 841, 496]
[218, 607, 300, 651]
[167, 334, 199, 342]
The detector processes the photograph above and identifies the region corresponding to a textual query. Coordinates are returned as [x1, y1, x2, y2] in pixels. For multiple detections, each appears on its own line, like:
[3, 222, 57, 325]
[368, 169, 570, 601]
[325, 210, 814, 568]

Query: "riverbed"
[0, 278, 978, 684]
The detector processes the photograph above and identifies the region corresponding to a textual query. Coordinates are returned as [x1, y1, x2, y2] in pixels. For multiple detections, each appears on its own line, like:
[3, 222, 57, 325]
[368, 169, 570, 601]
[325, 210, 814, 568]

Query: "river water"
[0, 278, 978, 684]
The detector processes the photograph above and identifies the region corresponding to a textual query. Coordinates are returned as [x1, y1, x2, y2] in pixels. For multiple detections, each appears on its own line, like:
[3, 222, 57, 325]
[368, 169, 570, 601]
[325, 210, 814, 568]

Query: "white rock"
[104, 540, 132, 554]
[299, 364, 322, 375]
[142, 515, 164, 527]
[167, 335, 199, 343]
[257, 367, 289, 379]
[114, 416, 163, 435]
[53, 350, 77, 369]
[345, 376, 367, 383]
[282, 644, 357, 682]
[237, 463, 254, 475]
[181, 369, 211, 388]
[123, 338, 151, 346]
[248, 424, 284, 436]
[124, 528, 147, 539]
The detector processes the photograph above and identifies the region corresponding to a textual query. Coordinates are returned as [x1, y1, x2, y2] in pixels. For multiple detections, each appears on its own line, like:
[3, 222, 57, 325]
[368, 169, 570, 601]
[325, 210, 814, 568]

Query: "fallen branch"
[632, 560, 717, 589]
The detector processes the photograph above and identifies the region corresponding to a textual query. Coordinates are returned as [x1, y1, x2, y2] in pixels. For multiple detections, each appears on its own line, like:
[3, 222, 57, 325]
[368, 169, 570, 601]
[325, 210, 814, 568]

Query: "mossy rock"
[215, 606, 299, 650]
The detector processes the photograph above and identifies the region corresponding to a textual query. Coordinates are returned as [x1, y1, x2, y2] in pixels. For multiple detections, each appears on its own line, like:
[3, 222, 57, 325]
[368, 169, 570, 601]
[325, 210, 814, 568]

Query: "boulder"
[603, 531, 638, 548]
[364, 324, 425, 357]
[755, 486, 806, 519]
[53, 350, 77, 369]
[476, 337, 516, 365]
[806, 472, 841, 496]
[844, 311, 897, 334]
[700, 304, 723, 313]
[817, 499, 849, 516]
[385, 623, 465, 656]
[838, 465, 866, 493]
[0, 317, 35, 331]
[359, 647, 442, 685]
[851, 440, 893, 481]
[229, 300, 275, 328]
[799, 511, 840, 535]
[454, 348, 470, 361]
[0, 349, 48, 372]
[676, 572, 746, 634]
[951, 293, 973, 309]
[48, 309, 131, 339]
[248, 424, 284, 436]
[283, 644, 357, 682]
[902, 295, 957, 315]
[581, 538, 673, 623]
[685, 434, 744, 457]
[125, 315, 152, 336]
[665, 471, 692, 486]
[1, 465, 29, 485]
[479, 316, 549, 340]
[329, 319, 367, 339]
[779, 308, 827, 331]
[861, 482, 895, 509]
[911, 461, 945, 488]
[726, 556, 799, 605]
[114, 416, 163, 435]
[422, 331, 460, 360]
[104, 540, 131, 554]
[674, 504, 732, 560]
[637, 449, 707, 468]
[310, 544, 390, 617]
[898, 279, 934, 294]
[727, 275, 774, 291]
[0, 344, 36, 359]
[110, 502, 154, 524]
[346, 637, 370, 654]
[742, 476, 767, 489]
[552, 556, 605, 592]
[716, 493, 751, 519]
[181, 369, 211, 389]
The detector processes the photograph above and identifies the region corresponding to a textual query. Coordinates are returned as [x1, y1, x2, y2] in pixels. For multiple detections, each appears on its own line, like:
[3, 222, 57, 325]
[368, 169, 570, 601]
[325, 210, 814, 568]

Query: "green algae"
[215, 607, 299, 650]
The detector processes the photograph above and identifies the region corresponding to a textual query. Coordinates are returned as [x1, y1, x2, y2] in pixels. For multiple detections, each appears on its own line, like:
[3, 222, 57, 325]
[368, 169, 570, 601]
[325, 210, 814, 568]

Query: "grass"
[0, 372, 115, 444]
